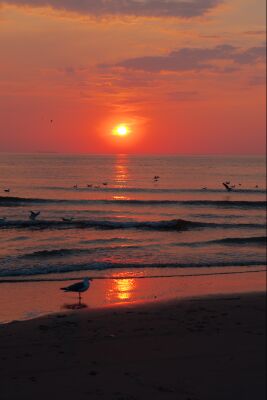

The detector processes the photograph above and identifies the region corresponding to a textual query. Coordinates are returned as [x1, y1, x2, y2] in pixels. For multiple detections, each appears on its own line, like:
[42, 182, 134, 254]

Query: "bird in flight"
[29, 211, 40, 220]
[222, 182, 232, 192]
[62, 217, 74, 222]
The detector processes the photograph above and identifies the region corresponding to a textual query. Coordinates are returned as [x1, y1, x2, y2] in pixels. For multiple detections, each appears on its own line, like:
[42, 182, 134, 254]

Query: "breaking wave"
[0, 218, 265, 231]
[0, 196, 266, 209]
[0, 260, 265, 278]
[172, 236, 267, 247]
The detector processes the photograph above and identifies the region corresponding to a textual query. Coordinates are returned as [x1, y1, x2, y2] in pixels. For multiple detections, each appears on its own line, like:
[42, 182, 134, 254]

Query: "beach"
[1, 0, 266, 396]
[0, 291, 266, 400]
[0, 153, 266, 398]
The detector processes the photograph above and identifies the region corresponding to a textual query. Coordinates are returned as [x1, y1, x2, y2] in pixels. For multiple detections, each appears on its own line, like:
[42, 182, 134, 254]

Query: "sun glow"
[113, 124, 129, 137]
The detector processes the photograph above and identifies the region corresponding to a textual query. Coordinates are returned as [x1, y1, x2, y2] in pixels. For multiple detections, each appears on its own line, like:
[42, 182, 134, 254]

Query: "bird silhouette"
[222, 182, 232, 192]
[61, 278, 92, 302]
[29, 211, 40, 221]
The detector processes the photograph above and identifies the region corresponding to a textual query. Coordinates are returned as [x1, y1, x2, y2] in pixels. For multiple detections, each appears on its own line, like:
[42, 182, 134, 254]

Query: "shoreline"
[0, 267, 266, 324]
[0, 291, 266, 399]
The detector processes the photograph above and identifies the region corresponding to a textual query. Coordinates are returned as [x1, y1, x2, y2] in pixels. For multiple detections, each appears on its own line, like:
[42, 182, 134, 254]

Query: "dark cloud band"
[1, 0, 222, 18]
[115, 45, 266, 72]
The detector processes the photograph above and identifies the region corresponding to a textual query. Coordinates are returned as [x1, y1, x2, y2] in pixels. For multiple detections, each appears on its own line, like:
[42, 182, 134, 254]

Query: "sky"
[0, 0, 266, 154]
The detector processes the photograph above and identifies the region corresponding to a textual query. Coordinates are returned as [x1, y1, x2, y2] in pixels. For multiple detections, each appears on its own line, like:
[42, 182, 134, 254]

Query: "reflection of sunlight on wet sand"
[116, 278, 135, 300]
[0, 269, 266, 323]
[114, 154, 129, 188]
[106, 273, 137, 303]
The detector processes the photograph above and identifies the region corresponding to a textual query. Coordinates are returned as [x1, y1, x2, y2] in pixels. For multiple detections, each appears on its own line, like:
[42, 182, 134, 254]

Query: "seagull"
[60, 277, 92, 301]
[29, 211, 40, 221]
[62, 217, 73, 222]
[4, 189, 10, 193]
[222, 182, 232, 192]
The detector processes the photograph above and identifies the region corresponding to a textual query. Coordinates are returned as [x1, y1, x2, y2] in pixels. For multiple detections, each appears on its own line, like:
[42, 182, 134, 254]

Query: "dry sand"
[0, 292, 266, 400]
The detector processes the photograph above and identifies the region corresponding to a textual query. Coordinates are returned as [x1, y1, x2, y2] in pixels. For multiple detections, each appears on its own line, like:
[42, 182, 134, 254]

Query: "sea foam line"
[0, 218, 265, 231]
[0, 268, 265, 284]
[0, 260, 265, 278]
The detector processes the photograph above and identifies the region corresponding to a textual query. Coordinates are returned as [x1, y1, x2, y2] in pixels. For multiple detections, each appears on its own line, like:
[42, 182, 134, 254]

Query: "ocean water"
[0, 153, 266, 281]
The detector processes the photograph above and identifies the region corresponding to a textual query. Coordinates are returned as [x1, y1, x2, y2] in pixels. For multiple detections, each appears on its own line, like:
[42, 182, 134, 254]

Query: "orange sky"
[0, 0, 266, 154]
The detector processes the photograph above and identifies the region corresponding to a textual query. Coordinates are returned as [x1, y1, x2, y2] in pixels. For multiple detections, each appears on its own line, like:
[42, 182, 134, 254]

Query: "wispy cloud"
[114, 44, 266, 72]
[1, 0, 223, 18]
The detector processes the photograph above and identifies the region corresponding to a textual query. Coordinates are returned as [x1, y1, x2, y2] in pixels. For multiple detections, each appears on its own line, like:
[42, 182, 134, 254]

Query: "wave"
[0, 218, 265, 231]
[172, 236, 267, 247]
[0, 260, 265, 278]
[21, 245, 141, 259]
[0, 196, 266, 209]
[212, 236, 267, 246]
[18, 236, 266, 259]
[42, 186, 266, 194]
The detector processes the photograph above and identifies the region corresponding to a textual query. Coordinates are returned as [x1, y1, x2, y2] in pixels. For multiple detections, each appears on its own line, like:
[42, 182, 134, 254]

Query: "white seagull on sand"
[60, 277, 92, 301]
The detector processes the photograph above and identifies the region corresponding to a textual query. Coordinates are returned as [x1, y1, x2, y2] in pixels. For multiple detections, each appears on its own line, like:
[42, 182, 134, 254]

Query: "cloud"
[1, 0, 223, 18]
[114, 44, 266, 72]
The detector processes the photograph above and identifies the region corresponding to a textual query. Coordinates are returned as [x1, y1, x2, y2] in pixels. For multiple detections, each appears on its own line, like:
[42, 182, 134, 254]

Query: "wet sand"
[0, 267, 265, 323]
[0, 292, 266, 400]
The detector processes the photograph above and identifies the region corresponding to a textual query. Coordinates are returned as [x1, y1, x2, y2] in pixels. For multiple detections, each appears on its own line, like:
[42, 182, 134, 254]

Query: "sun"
[113, 124, 129, 137]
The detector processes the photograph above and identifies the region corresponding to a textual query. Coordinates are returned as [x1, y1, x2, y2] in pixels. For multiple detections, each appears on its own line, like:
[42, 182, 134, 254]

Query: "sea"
[0, 153, 266, 283]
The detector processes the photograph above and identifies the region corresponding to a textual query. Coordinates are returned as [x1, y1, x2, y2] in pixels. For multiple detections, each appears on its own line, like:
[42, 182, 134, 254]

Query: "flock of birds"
[3, 174, 260, 195]
[72, 176, 160, 190]
[201, 181, 259, 191]
[0, 211, 74, 224]
[0, 175, 263, 302]
[0, 177, 261, 224]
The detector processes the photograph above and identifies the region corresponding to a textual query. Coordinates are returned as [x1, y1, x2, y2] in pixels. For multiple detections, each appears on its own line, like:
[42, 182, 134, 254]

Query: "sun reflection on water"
[112, 195, 130, 201]
[114, 154, 129, 188]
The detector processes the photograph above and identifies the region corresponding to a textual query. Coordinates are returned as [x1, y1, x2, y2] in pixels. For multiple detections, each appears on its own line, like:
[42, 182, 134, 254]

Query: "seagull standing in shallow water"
[60, 277, 92, 301]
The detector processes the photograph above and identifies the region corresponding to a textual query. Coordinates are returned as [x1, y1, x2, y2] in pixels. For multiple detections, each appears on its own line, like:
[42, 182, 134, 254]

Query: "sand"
[0, 292, 266, 400]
